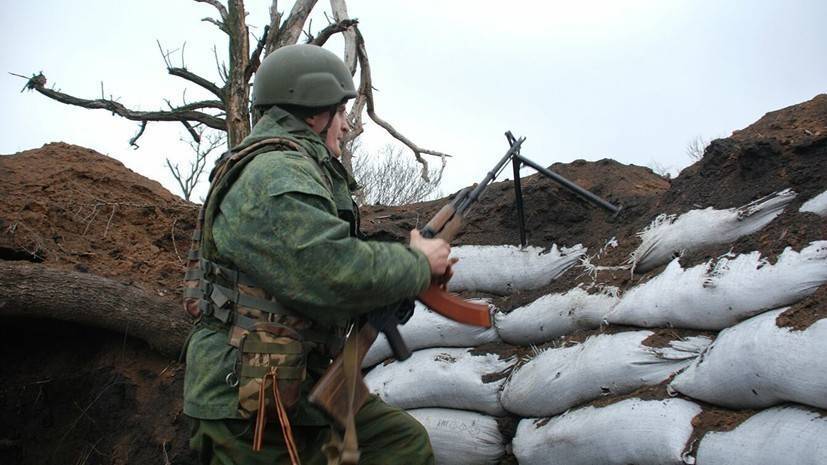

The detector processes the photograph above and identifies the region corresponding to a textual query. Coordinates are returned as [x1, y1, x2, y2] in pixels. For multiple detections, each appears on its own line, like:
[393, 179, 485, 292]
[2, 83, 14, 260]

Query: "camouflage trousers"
[189, 395, 434, 465]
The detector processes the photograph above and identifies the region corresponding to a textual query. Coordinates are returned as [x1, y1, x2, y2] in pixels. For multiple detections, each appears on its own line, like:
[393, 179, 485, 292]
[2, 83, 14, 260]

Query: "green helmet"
[252, 44, 357, 108]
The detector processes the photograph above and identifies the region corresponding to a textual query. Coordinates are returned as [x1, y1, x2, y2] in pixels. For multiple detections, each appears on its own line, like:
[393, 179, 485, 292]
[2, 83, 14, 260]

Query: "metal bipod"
[504, 131, 622, 247]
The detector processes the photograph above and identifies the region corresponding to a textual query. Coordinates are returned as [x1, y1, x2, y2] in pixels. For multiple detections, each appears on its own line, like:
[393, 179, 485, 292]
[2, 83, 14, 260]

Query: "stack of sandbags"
[448, 244, 586, 294]
[362, 190, 827, 464]
[512, 398, 701, 465]
[629, 189, 796, 273]
[501, 244, 827, 464]
[607, 241, 827, 329]
[500, 331, 710, 416]
[364, 347, 512, 416]
[670, 309, 827, 410]
[494, 286, 619, 345]
[695, 406, 827, 465]
[360, 243, 590, 464]
[407, 408, 505, 465]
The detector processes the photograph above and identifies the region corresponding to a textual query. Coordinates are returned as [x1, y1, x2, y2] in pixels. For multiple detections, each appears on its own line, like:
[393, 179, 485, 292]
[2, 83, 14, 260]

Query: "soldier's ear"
[304, 114, 322, 133]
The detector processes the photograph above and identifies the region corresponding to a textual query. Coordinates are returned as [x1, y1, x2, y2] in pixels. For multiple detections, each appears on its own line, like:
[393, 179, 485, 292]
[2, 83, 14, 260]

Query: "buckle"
[199, 259, 214, 276]
[214, 306, 232, 324]
[209, 285, 230, 309]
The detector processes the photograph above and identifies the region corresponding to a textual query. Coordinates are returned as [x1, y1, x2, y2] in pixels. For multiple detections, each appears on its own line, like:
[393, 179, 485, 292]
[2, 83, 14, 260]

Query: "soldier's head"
[253, 44, 356, 157]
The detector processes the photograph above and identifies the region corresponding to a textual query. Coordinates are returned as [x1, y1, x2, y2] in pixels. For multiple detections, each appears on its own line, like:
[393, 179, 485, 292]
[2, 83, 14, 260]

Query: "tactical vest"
[183, 135, 351, 344]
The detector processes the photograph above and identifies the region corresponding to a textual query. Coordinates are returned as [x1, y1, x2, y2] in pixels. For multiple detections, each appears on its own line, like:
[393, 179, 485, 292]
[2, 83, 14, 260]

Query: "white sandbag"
[501, 331, 710, 417]
[494, 286, 620, 345]
[447, 244, 586, 294]
[608, 241, 827, 330]
[364, 347, 512, 415]
[512, 398, 701, 465]
[695, 406, 827, 465]
[407, 408, 504, 465]
[800, 189, 827, 216]
[363, 302, 500, 367]
[630, 189, 796, 273]
[670, 309, 827, 410]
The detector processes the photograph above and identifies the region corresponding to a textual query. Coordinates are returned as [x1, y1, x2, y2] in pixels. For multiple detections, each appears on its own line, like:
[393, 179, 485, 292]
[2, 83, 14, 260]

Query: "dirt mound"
[0, 143, 197, 464]
[362, 158, 670, 251]
[2, 95, 827, 464]
[664, 94, 827, 211]
[0, 142, 197, 297]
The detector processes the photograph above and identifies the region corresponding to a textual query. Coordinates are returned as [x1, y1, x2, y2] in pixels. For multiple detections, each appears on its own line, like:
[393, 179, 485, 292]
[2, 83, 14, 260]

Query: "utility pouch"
[237, 322, 307, 418]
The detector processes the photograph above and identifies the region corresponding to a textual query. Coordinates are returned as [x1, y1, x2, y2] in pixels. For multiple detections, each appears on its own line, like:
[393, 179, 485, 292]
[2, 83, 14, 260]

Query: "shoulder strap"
[201, 137, 317, 261]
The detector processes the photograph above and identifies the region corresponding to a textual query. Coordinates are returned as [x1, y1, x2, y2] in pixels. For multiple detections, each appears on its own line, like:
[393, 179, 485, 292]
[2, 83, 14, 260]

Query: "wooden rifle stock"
[308, 324, 376, 428]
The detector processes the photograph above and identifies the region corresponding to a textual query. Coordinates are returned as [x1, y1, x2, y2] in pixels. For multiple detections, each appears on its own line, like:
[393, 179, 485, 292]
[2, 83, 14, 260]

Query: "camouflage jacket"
[183, 107, 431, 424]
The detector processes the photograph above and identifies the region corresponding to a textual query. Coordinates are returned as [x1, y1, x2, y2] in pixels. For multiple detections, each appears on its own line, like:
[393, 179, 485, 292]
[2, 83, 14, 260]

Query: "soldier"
[183, 44, 448, 464]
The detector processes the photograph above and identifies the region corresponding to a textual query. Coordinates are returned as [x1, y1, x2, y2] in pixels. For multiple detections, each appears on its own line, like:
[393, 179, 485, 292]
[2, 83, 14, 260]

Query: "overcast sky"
[2, 0, 825, 201]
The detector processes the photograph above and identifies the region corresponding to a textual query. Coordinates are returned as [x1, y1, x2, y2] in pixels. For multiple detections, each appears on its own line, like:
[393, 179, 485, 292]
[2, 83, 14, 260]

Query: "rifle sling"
[321, 330, 362, 465]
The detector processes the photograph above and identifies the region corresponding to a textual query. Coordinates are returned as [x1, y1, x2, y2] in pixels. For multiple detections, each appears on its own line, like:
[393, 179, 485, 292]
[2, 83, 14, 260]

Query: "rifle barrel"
[457, 136, 525, 214]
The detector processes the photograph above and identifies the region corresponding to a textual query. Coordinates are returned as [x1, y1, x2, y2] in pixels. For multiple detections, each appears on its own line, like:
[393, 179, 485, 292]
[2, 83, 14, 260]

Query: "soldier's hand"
[410, 229, 452, 276]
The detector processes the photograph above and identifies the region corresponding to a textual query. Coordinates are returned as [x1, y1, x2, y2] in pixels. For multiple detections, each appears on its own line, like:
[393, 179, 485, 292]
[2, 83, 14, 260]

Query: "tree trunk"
[0, 262, 190, 358]
[226, 0, 252, 147]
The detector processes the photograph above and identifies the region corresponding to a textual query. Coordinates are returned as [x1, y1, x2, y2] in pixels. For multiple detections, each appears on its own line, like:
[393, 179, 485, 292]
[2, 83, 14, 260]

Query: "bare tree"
[353, 144, 444, 206]
[14, 0, 449, 176]
[686, 135, 710, 162]
[646, 160, 673, 179]
[166, 128, 226, 201]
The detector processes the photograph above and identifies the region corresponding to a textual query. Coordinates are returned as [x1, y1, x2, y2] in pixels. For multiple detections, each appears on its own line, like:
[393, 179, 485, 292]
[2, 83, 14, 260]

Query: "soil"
[777, 286, 827, 331]
[0, 143, 197, 298]
[0, 318, 194, 465]
[2, 94, 826, 463]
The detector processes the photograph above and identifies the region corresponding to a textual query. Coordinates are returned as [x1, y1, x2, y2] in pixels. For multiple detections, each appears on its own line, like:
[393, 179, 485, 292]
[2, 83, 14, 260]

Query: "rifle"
[308, 136, 526, 428]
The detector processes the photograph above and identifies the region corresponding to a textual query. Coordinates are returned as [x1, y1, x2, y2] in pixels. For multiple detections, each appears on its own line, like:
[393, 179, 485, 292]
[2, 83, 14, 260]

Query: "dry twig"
[171, 218, 183, 263]
[103, 204, 117, 238]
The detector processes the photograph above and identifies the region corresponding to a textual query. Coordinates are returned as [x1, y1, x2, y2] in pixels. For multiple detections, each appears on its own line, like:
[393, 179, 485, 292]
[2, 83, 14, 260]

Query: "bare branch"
[194, 0, 228, 21]
[173, 100, 225, 112]
[182, 120, 200, 142]
[352, 27, 451, 180]
[201, 17, 229, 34]
[342, 71, 368, 168]
[181, 42, 188, 69]
[301, 18, 314, 43]
[167, 68, 225, 100]
[129, 121, 148, 148]
[310, 19, 358, 47]
[245, 25, 270, 81]
[265, 1, 282, 56]
[23, 73, 226, 131]
[166, 100, 202, 143]
[276, 0, 318, 48]
[166, 128, 225, 201]
[156, 40, 173, 68]
[212, 45, 229, 84]
[157, 40, 225, 99]
[330, 0, 357, 75]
